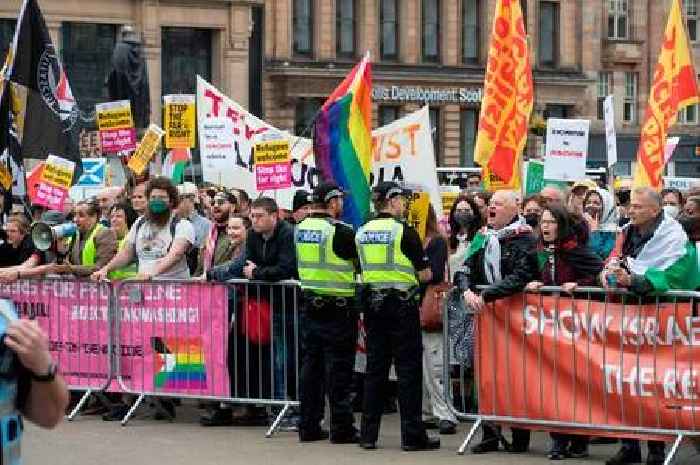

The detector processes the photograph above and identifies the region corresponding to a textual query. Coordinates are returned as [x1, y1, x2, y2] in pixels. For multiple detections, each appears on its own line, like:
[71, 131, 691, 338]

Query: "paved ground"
[24, 402, 700, 465]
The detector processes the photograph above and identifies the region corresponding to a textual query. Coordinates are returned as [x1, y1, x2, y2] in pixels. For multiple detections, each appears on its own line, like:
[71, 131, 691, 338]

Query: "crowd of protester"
[1, 171, 699, 461]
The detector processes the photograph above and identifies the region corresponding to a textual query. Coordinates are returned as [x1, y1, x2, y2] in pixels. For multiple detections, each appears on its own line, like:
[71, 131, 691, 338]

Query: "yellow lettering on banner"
[407, 192, 430, 241]
[128, 124, 165, 175]
[0, 165, 12, 190]
[254, 140, 290, 165]
[164, 96, 196, 149]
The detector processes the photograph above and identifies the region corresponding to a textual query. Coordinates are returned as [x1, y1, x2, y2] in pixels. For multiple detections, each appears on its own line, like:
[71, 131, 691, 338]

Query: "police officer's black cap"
[313, 182, 345, 204]
[292, 190, 313, 212]
[40, 210, 67, 226]
[372, 182, 411, 201]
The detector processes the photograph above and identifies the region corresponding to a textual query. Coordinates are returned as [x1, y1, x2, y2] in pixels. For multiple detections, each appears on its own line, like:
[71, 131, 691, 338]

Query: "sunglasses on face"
[213, 199, 227, 206]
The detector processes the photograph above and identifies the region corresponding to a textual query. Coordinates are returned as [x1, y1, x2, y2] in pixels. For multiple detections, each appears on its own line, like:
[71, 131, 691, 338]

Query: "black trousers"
[360, 295, 425, 446]
[299, 300, 358, 438]
[621, 439, 665, 455]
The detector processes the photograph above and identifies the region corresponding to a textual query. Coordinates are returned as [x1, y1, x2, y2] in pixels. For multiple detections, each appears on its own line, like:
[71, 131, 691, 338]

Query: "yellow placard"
[128, 124, 165, 175]
[40, 155, 74, 189]
[254, 140, 290, 165]
[407, 191, 430, 241]
[164, 95, 196, 149]
[0, 164, 12, 190]
[440, 191, 459, 218]
[96, 100, 134, 131]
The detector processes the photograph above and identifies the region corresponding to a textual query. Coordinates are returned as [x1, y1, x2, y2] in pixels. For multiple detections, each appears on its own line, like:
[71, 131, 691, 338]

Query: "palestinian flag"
[162, 148, 191, 184]
[642, 242, 700, 293]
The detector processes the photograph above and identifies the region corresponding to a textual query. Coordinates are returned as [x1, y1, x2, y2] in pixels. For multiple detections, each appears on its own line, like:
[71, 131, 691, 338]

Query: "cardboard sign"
[254, 140, 291, 191]
[96, 100, 136, 153]
[603, 96, 617, 167]
[407, 191, 430, 241]
[75, 158, 106, 187]
[544, 119, 590, 181]
[164, 95, 196, 149]
[525, 160, 545, 195]
[34, 155, 75, 211]
[128, 124, 165, 176]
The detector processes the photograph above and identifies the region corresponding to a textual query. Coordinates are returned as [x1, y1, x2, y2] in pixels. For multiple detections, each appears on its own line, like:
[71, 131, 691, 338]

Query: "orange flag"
[474, 0, 533, 191]
[633, 0, 699, 189]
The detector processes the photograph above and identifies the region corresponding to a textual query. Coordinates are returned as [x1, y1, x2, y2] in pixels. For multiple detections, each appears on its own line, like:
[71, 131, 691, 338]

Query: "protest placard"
[254, 140, 291, 191]
[406, 191, 430, 241]
[34, 155, 75, 211]
[96, 100, 136, 153]
[128, 124, 165, 176]
[0, 164, 12, 190]
[544, 119, 590, 181]
[164, 95, 196, 149]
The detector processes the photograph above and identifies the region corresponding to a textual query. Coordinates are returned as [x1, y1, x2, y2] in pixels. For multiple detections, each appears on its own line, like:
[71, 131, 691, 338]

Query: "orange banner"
[633, 0, 699, 189]
[474, 0, 533, 191]
[478, 294, 700, 438]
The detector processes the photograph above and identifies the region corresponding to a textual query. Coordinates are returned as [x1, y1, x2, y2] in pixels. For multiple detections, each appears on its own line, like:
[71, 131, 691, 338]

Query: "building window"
[295, 99, 322, 136]
[544, 104, 570, 119]
[684, 0, 698, 41]
[62, 23, 117, 115]
[378, 106, 400, 126]
[623, 72, 637, 123]
[162, 28, 212, 95]
[460, 109, 478, 166]
[429, 108, 441, 165]
[0, 19, 15, 68]
[462, 0, 479, 63]
[380, 0, 399, 61]
[679, 104, 698, 124]
[608, 0, 628, 39]
[597, 72, 612, 120]
[538, 2, 558, 67]
[422, 0, 440, 63]
[336, 0, 356, 58]
[293, 0, 314, 56]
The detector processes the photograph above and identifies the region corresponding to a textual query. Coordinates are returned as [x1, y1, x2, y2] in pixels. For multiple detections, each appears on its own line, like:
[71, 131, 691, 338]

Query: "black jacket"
[455, 231, 538, 302]
[245, 220, 298, 282]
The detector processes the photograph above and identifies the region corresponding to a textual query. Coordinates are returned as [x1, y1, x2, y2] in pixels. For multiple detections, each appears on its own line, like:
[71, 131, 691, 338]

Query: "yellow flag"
[633, 0, 699, 189]
[474, 0, 533, 192]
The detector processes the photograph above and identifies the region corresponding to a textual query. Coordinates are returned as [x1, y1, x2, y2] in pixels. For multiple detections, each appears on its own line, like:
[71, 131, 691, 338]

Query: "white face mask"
[663, 205, 680, 218]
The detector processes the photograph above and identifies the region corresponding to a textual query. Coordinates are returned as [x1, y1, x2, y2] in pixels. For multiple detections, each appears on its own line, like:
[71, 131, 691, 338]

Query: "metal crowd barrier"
[0, 278, 114, 420]
[442, 285, 700, 465]
[113, 278, 301, 436]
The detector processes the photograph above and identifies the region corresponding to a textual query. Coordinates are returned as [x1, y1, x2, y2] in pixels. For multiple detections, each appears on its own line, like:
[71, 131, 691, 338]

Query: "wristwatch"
[31, 362, 58, 383]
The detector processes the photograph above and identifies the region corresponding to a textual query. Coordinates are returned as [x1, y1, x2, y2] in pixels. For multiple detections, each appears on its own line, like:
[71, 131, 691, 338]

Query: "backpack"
[133, 215, 183, 254]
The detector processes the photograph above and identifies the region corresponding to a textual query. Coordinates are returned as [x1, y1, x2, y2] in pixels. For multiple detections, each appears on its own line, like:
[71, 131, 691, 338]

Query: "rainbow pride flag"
[313, 53, 372, 228]
[153, 337, 207, 390]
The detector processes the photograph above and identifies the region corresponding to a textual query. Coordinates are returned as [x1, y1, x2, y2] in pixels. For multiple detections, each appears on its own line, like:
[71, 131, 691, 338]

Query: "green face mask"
[148, 199, 169, 215]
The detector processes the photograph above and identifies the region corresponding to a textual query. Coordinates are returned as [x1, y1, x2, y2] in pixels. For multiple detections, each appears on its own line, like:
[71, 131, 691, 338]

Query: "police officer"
[295, 182, 359, 443]
[356, 181, 440, 451]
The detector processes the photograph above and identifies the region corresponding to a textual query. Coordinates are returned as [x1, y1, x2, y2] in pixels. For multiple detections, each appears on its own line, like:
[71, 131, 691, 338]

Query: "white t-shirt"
[125, 215, 195, 279]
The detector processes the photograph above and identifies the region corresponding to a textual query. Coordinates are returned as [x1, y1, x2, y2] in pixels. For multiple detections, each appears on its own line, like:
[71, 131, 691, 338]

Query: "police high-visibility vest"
[108, 236, 138, 280]
[356, 217, 418, 289]
[295, 217, 355, 297]
[80, 224, 105, 266]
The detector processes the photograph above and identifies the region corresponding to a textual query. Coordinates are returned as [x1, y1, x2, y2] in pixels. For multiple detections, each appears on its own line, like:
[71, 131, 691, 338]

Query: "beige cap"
[177, 182, 198, 197]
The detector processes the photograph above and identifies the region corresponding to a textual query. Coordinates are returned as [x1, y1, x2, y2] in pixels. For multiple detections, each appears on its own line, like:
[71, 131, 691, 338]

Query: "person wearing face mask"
[448, 196, 483, 281]
[525, 206, 603, 460]
[583, 188, 619, 260]
[522, 194, 546, 232]
[92, 177, 195, 283]
[661, 188, 683, 219]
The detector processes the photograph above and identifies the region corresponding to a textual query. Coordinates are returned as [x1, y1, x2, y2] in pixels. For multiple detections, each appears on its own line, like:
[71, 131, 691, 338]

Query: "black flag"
[4, 0, 80, 169]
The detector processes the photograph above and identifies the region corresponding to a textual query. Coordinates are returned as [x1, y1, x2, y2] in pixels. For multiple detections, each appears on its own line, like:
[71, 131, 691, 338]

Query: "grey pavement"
[24, 402, 700, 465]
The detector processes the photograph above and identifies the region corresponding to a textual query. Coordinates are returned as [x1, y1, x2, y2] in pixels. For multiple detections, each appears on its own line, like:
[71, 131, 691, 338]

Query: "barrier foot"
[265, 403, 291, 438]
[663, 433, 683, 465]
[457, 418, 482, 455]
[121, 394, 145, 427]
[66, 389, 93, 421]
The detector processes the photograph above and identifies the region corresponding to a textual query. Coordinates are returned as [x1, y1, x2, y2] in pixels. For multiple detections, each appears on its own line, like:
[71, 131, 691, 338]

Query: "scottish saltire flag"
[313, 52, 372, 228]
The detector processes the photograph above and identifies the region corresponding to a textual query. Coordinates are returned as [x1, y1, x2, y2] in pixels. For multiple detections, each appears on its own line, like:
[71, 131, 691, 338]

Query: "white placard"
[603, 96, 617, 167]
[543, 119, 590, 181]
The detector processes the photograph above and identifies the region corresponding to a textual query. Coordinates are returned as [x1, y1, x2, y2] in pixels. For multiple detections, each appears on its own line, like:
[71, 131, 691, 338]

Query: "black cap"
[372, 182, 410, 202]
[40, 210, 67, 226]
[313, 182, 344, 204]
[292, 190, 313, 212]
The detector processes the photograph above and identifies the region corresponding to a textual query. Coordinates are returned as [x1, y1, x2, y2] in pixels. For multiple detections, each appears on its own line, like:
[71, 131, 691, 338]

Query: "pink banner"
[255, 162, 291, 191]
[116, 282, 230, 397]
[100, 128, 137, 153]
[34, 182, 69, 211]
[0, 280, 114, 390]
